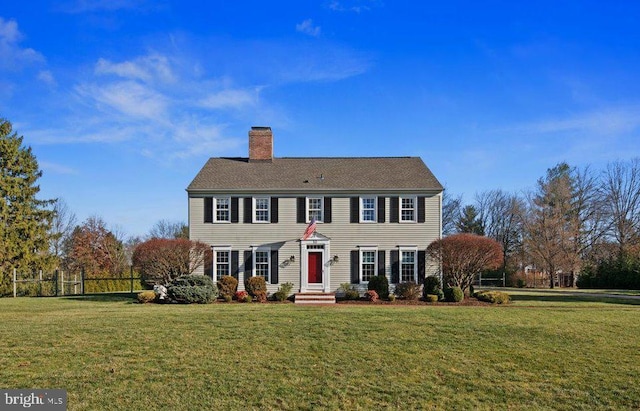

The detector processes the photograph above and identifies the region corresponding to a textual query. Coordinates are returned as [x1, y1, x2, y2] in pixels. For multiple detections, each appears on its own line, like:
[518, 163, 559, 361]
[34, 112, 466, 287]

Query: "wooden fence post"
[39, 270, 43, 296]
[54, 270, 58, 297]
[81, 267, 85, 295]
[13, 268, 17, 298]
[61, 271, 65, 296]
[130, 265, 134, 294]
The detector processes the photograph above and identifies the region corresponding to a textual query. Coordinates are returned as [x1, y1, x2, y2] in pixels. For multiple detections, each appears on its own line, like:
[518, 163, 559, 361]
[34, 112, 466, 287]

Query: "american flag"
[302, 217, 317, 240]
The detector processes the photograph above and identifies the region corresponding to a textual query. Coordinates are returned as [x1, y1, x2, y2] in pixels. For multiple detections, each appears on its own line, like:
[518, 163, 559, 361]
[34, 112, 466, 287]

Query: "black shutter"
[204, 198, 213, 223]
[231, 251, 239, 280]
[231, 197, 239, 223]
[271, 250, 279, 284]
[324, 197, 332, 223]
[244, 197, 252, 223]
[350, 197, 359, 223]
[204, 247, 213, 278]
[418, 250, 426, 284]
[271, 198, 279, 223]
[297, 197, 306, 223]
[377, 250, 386, 276]
[390, 197, 399, 223]
[418, 196, 426, 223]
[244, 250, 253, 281]
[350, 250, 360, 284]
[377, 197, 386, 223]
[391, 250, 400, 283]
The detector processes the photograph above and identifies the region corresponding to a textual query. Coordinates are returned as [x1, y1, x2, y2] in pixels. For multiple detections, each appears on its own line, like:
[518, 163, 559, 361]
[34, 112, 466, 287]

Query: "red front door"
[308, 252, 323, 284]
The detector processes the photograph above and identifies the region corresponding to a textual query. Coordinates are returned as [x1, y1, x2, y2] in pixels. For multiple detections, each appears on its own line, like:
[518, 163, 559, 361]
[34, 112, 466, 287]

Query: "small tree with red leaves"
[132, 238, 208, 286]
[427, 233, 503, 295]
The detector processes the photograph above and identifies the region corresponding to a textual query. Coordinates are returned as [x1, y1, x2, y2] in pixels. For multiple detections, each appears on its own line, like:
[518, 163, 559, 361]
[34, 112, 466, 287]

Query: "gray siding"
[189, 193, 442, 293]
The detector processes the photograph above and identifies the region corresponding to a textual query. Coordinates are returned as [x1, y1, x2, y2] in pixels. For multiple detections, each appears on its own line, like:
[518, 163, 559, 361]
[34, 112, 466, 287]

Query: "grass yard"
[1, 294, 639, 410]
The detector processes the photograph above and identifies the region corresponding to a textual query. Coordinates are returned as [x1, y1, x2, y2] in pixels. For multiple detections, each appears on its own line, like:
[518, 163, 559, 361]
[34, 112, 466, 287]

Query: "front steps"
[294, 292, 336, 304]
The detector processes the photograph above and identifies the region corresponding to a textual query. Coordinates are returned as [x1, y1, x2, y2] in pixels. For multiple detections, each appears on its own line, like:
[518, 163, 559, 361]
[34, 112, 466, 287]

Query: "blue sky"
[2, 1, 640, 236]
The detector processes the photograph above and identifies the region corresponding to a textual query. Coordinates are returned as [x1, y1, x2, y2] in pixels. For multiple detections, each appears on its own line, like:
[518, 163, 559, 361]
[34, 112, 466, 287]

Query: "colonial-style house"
[187, 127, 443, 302]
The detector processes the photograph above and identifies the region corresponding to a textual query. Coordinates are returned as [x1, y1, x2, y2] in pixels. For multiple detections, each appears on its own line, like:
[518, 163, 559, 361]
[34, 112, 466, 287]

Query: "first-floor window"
[360, 249, 377, 282]
[254, 249, 270, 282]
[213, 249, 231, 280]
[400, 250, 416, 282]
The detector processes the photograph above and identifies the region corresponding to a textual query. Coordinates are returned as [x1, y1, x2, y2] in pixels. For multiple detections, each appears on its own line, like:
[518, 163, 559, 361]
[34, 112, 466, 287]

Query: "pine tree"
[456, 205, 484, 235]
[0, 118, 56, 295]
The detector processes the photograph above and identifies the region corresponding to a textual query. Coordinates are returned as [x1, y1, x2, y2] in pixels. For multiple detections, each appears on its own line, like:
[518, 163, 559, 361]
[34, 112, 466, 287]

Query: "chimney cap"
[251, 126, 271, 131]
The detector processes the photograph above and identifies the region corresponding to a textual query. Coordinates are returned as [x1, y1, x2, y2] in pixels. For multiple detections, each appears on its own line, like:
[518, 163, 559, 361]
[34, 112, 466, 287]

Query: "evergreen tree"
[456, 205, 484, 235]
[0, 118, 56, 295]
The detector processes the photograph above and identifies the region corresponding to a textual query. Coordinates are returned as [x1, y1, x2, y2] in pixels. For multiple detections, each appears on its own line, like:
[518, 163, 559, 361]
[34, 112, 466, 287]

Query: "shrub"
[217, 275, 238, 299]
[516, 278, 526, 288]
[273, 282, 294, 302]
[423, 275, 442, 299]
[137, 290, 156, 304]
[367, 275, 389, 299]
[167, 275, 217, 304]
[476, 290, 510, 304]
[338, 283, 360, 300]
[364, 290, 379, 302]
[235, 290, 249, 301]
[388, 293, 396, 302]
[245, 276, 267, 297]
[222, 294, 232, 303]
[243, 294, 253, 303]
[425, 294, 439, 303]
[444, 286, 464, 303]
[254, 290, 268, 303]
[394, 281, 422, 300]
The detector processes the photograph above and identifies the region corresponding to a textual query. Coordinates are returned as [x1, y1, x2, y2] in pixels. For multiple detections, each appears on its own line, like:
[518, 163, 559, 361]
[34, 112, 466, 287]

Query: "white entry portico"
[299, 231, 331, 293]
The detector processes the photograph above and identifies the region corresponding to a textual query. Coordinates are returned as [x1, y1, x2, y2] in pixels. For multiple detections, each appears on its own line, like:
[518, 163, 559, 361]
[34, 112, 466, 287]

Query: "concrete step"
[294, 293, 336, 304]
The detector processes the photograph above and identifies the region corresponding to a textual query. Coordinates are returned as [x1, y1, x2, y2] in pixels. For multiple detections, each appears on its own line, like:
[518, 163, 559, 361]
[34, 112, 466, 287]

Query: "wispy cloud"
[198, 88, 261, 110]
[0, 17, 45, 70]
[40, 161, 77, 175]
[326, 0, 381, 13]
[95, 54, 174, 83]
[296, 19, 321, 37]
[37, 70, 57, 87]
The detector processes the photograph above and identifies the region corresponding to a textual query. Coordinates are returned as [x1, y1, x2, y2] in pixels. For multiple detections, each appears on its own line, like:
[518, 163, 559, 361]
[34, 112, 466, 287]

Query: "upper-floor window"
[360, 248, 377, 283]
[400, 196, 416, 222]
[307, 197, 323, 223]
[214, 197, 230, 222]
[360, 197, 376, 223]
[400, 249, 417, 282]
[253, 197, 270, 223]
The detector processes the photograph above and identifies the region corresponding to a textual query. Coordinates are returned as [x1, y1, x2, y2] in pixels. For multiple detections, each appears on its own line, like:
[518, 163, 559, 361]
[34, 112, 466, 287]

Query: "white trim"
[399, 196, 417, 223]
[300, 237, 331, 293]
[212, 246, 232, 281]
[252, 196, 271, 223]
[359, 196, 377, 223]
[306, 196, 324, 223]
[251, 246, 271, 283]
[399, 246, 418, 283]
[212, 196, 231, 223]
[359, 246, 378, 284]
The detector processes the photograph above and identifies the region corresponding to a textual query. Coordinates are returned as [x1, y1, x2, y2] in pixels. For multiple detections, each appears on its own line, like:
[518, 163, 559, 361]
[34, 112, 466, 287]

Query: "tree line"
[442, 160, 640, 288]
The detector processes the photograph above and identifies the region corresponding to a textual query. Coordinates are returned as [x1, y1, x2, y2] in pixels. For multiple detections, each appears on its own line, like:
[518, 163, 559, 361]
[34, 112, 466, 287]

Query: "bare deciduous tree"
[442, 189, 462, 236]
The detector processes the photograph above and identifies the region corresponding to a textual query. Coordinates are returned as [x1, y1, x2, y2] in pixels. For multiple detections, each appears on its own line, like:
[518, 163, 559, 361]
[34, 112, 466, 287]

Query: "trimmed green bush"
[423, 275, 442, 295]
[137, 290, 156, 304]
[245, 276, 267, 297]
[425, 294, 439, 303]
[338, 283, 360, 300]
[394, 282, 422, 300]
[367, 275, 389, 300]
[444, 286, 464, 302]
[167, 275, 217, 304]
[387, 293, 396, 302]
[475, 290, 510, 304]
[217, 275, 238, 299]
[222, 294, 232, 303]
[273, 282, 294, 302]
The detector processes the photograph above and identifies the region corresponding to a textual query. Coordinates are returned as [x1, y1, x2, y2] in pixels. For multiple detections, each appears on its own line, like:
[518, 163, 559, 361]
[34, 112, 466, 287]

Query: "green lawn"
[1, 294, 639, 410]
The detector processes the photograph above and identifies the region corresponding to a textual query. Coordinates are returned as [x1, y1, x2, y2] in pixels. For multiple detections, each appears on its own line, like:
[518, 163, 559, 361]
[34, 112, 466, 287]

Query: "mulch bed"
[336, 298, 491, 306]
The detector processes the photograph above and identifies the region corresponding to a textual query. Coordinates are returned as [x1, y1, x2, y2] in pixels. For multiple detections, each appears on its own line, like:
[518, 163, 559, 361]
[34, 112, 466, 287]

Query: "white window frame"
[213, 197, 231, 223]
[306, 196, 324, 223]
[360, 196, 377, 223]
[252, 247, 271, 283]
[253, 197, 271, 223]
[399, 247, 418, 283]
[359, 247, 378, 284]
[212, 246, 232, 281]
[399, 196, 417, 223]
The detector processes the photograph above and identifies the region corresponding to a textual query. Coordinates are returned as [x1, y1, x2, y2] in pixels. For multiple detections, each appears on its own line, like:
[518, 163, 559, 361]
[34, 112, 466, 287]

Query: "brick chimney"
[248, 126, 273, 162]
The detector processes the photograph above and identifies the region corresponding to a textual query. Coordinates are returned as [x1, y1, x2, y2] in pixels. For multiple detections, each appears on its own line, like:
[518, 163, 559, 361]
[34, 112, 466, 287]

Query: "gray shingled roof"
[187, 157, 442, 193]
